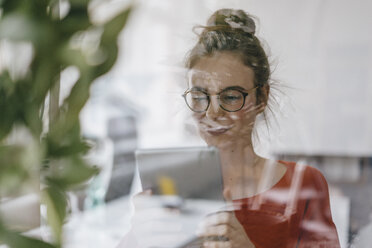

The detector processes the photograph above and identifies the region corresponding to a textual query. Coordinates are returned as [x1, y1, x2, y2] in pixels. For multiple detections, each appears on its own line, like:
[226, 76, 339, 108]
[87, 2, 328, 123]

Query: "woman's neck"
[218, 140, 257, 165]
[216, 141, 288, 200]
[217, 141, 271, 200]
[218, 141, 263, 182]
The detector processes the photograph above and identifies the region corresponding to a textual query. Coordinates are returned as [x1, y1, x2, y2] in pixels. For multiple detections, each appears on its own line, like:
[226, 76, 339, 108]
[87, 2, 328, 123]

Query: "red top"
[233, 161, 341, 248]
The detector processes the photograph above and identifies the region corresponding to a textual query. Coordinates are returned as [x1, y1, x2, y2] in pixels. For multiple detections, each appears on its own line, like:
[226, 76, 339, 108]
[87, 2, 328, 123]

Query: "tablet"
[134, 146, 224, 201]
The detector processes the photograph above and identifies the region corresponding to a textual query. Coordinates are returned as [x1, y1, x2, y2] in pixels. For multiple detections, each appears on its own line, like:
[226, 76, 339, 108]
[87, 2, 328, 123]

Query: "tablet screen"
[135, 146, 224, 201]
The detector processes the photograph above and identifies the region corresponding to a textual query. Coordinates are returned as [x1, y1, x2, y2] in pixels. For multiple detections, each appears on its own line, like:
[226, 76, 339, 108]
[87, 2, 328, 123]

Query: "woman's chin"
[201, 133, 234, 148]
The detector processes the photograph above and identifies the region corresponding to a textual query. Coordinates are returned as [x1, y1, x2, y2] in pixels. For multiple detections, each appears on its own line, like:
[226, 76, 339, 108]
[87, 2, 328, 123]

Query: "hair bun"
[206, 9, 256, 35]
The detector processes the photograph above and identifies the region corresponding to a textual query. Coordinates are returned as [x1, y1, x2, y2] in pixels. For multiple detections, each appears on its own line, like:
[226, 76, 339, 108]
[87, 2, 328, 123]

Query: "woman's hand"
[197, 211, 256, 248]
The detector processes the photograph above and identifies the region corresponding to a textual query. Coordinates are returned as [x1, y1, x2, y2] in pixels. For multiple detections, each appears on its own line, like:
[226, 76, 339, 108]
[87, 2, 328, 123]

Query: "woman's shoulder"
[278, 160, 329, 190]
[278, 160, 324, 176]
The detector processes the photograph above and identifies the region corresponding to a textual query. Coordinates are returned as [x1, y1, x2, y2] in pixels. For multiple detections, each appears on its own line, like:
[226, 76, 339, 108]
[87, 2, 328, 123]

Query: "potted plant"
[0, 1, 132, 247]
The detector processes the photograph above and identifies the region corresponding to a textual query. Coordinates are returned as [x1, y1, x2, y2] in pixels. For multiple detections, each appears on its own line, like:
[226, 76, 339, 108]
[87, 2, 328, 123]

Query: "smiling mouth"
[205, 125, 233, 136]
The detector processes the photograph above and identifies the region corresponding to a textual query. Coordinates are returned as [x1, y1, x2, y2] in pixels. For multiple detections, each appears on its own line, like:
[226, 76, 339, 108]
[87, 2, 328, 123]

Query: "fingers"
[132, 189, 152, 206]
[200, 224, 232, 237]
[197, 212, 238, 239]
[228, 102, 263, 132]
[203, 211, 236, 226]
[242, 102, 265, 114]
[203, 241, 232, 248]
[137, 189, 153, 196]
[198, 211, 255, 248]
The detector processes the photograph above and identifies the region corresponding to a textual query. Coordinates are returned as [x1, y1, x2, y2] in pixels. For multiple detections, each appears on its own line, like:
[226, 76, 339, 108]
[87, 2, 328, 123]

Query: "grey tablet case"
[135, 146, 224, 201]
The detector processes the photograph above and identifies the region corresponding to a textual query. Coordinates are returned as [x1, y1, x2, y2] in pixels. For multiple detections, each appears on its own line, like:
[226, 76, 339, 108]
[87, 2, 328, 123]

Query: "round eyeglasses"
[182, 86, 258, 113]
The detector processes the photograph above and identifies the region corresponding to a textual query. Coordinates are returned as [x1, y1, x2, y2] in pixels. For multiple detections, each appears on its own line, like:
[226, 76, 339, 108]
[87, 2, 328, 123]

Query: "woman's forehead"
[188, 52, 255, 90]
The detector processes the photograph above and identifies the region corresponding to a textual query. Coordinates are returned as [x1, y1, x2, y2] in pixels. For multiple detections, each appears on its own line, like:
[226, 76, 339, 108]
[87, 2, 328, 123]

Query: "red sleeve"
[297, 167, 341, 248]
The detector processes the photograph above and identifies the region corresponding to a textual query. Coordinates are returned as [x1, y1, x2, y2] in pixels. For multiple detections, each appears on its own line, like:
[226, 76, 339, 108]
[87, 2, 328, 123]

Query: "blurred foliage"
[0, 0, 132, 247]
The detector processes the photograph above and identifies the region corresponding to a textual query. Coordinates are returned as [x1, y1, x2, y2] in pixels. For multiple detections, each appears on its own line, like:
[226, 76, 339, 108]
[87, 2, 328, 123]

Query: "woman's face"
[189, 52, 265, 148]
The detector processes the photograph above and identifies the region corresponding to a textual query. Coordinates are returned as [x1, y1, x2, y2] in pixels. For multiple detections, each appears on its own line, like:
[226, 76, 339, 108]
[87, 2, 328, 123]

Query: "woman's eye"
[192, 96, 207, 101]
[222, 95, 241, 102]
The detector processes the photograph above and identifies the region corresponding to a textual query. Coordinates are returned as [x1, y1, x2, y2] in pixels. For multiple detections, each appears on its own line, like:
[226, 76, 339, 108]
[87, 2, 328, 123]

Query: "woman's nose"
[206, 96, 222, 120]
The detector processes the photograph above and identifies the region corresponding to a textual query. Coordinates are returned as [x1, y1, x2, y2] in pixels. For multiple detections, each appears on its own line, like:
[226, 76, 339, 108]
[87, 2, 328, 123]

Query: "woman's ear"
[255, 84, 269, 114]
[262, 84, 270, 106]
[256, 84, 270, 106]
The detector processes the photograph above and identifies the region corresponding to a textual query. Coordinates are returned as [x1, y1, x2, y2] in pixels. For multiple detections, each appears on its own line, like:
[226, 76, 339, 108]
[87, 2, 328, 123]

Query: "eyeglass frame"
[182, 85, 259, 113]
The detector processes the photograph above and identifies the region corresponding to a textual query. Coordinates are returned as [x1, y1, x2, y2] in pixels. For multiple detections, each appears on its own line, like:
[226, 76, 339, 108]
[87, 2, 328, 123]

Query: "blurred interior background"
[1, 0, 371, 247]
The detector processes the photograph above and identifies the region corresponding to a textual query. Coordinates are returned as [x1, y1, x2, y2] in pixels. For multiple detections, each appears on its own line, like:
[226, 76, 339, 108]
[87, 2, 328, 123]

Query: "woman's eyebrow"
[222, 86, 247, 91]
[189, 85, 247, 93]
[190, 86, 208, 92]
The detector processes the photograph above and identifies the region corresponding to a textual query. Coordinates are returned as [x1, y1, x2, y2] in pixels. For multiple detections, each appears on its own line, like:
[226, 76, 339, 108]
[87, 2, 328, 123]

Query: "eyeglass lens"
[185, 91, 209, 112]
[185, 89, 245, 112]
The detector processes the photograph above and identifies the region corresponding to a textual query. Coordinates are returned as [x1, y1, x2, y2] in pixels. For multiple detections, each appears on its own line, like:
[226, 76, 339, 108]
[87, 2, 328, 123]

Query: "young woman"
[183, 8, 341, 248]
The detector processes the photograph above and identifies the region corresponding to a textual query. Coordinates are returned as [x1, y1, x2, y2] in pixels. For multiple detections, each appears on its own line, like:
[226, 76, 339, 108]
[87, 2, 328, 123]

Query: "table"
[0, 194, 350, 248]
[62, 195, 350, 248]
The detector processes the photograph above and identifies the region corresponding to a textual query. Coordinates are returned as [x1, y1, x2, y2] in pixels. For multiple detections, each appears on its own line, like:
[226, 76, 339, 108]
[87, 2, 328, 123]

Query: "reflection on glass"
[117, 7, 342, 248]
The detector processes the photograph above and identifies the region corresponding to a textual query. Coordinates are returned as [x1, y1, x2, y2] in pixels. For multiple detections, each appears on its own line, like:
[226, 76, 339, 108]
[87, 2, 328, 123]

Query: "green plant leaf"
[0, 223, 56, 248]
[45, 121, 84, 157]
[46, 77, 91, 144]
[45, 155, 99, 190]
[58, 44, 90, 73]
[59, 4, 90, 34]
[0, 12, 51, 46]
[0, 137, 41, 197]
[30, 55, 60, 106]
[93, 5, 132, 77]
[69, 0, 90, 6]
[41, 185, 67, 246]
[0, 0, 21, 13]
[0, 110, 15, 140]
[0, 145, 29, 197]
[23, 103, 43, 137]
